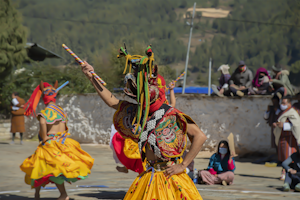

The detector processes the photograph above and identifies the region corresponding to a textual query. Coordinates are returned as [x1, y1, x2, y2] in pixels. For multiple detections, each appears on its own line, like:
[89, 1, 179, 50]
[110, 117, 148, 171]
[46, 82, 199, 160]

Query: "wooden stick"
[62, 44, 107, 86]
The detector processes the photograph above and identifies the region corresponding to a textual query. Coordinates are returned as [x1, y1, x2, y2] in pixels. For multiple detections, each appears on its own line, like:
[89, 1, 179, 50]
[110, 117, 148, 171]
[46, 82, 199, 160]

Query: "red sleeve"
[208, 168, 217, 175]
[228, 159, 235, 170]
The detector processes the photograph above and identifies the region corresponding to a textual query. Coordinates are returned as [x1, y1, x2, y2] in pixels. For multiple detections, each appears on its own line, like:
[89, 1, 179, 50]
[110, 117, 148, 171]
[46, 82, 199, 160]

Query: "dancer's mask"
[24, 80, 59, 116]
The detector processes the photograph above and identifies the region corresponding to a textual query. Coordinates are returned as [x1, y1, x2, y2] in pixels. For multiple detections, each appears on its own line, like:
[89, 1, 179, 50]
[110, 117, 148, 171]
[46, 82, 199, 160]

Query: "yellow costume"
[114, 101, 202, 200]
[126, 167, 201, 200]
[114, 45, 202, 199]
[20, 104, 94, 188]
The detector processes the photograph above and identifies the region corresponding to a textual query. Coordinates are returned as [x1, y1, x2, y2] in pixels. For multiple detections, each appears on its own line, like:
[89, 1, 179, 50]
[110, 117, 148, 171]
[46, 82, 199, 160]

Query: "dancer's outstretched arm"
[81, 62, 120, 110]
[164, 123, 207, 178]
[168, 81, 176, 107]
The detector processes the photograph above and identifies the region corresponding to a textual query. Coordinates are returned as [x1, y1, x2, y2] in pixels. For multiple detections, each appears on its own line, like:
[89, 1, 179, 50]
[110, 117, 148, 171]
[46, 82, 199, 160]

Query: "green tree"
[0, 0, 28, 117]
[158, 65, 176, 85]
[211, 0, 219, 8]
[179, 0, 187, 8]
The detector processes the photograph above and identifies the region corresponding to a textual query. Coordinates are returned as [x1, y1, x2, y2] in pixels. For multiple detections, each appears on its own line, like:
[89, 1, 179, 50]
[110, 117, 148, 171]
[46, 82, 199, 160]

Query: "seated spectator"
[270, 64, 294, 99]
[229, 61, 253, 97]
[211, 64, 231, 97]
[282, 145, 300, 192]
[198, 140, 236, 186]
[250, 67, 270, 95]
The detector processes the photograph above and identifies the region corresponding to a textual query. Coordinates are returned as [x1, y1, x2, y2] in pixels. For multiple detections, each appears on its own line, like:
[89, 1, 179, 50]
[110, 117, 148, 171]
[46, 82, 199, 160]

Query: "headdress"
[24, 80, 68, 116]
[118, 44, 165, 133]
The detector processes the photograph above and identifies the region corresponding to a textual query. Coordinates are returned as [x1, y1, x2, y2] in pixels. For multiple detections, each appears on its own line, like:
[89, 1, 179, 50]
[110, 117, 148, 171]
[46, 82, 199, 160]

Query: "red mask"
[42, 86, 57, 105]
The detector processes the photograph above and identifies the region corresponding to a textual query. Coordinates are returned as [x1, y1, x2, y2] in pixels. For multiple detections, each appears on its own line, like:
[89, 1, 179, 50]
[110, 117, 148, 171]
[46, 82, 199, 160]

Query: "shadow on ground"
[77, 191, 126, 199]
[236, 173, 279, 180]
[196, 153, 279, 165]
[0, 142, 9, 144]
[267, 185, 300, 193]
[0, 195, 75, 200]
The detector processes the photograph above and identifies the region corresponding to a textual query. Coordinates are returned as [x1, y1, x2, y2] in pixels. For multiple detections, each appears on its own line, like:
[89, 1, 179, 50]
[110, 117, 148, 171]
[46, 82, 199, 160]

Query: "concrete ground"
[0, 140, 299, 200]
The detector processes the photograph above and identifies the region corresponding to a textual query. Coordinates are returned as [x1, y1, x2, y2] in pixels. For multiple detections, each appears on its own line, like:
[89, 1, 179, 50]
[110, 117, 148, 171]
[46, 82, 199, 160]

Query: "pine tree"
[0, 0, 28, 117]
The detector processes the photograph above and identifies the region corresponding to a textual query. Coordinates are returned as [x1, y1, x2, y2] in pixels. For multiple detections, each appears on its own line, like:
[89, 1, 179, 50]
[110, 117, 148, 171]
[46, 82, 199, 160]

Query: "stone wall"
[19, 94, 274, 155]
[0, 119, 11, 139]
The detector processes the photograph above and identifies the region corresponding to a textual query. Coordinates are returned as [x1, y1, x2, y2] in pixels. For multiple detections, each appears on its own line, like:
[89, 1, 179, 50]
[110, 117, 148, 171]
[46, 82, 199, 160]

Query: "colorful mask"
[118, 45, 168, 133]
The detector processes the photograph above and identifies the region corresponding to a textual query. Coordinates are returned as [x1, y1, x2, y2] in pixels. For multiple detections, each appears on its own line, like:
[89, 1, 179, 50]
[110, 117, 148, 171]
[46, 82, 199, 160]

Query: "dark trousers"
[229, 87, 248, 96]
[274, 87, 285, 98]
[12, 132, 23, 141]
[284, 172, 300, 189]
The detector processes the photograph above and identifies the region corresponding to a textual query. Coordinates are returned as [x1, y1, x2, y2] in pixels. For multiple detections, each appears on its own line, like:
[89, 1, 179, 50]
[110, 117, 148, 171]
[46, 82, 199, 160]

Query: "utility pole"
[208, 57, 212, 96]
[182, 2, 196, 94]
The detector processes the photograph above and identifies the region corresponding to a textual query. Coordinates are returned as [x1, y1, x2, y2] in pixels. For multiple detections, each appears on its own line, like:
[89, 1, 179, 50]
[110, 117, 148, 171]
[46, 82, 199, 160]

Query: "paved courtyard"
[0, 140, 299, 200]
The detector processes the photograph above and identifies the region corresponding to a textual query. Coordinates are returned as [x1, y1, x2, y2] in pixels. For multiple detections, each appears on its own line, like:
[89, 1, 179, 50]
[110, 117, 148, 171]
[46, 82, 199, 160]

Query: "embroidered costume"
[113, 46, 202, 200]
[109, 73, 169, 174]
[20, 81, 94, 188]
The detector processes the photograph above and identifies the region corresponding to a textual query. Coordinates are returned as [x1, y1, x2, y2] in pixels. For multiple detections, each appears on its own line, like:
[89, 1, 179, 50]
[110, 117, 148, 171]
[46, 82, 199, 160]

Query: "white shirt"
[12, 98, 19, 111]
[283, 123, 292, 131]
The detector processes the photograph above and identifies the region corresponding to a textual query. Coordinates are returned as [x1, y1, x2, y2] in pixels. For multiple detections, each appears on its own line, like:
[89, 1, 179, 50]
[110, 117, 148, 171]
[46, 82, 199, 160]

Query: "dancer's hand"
[42, 136, 52, 143]
[168, 81, 176, 90]
[289, 169, 297, 175]
[163, 163, 185, 179]
[81, 61, 94, 79]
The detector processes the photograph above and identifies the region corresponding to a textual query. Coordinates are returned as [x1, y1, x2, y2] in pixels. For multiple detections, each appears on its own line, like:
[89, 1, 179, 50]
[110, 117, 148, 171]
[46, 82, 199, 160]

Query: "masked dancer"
[81, 45, 207, 200]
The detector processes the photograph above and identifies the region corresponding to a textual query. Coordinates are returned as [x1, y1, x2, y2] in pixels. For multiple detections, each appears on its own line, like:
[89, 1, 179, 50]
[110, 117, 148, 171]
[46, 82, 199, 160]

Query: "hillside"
[11, 0, 236, 86]
[11, 0, 300, 87]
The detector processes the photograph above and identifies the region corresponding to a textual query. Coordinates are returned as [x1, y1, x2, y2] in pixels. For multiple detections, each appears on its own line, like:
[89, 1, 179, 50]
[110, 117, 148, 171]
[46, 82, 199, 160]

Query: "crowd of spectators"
[211, 61, 296, 98]
[210, 62, 300, 191]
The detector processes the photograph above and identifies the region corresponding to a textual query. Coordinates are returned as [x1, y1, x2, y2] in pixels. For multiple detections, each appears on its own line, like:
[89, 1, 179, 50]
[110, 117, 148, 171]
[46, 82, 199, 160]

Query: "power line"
[23, 15, 138, 27]
[23, 14, 300, 28]
[209, 17, 300, 28]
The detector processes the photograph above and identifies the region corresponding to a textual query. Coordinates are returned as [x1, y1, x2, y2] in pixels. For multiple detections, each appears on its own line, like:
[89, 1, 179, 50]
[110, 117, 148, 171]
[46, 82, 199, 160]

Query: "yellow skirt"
[124, 170, 203, 200]
[20, 131, 94, 188]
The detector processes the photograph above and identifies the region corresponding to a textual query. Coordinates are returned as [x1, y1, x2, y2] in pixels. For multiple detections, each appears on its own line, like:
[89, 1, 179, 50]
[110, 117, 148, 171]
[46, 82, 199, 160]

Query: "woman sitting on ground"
[199, 140, 236, 185]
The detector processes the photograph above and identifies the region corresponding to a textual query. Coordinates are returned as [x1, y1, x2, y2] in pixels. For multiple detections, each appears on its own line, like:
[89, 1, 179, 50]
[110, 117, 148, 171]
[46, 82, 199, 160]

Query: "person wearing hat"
[273, 95, 300, 181]
[270, 64, 294, 99]
[228, 61, 253, 97]
[211, 64, 231, 97]
[281, 144, 300, 192]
